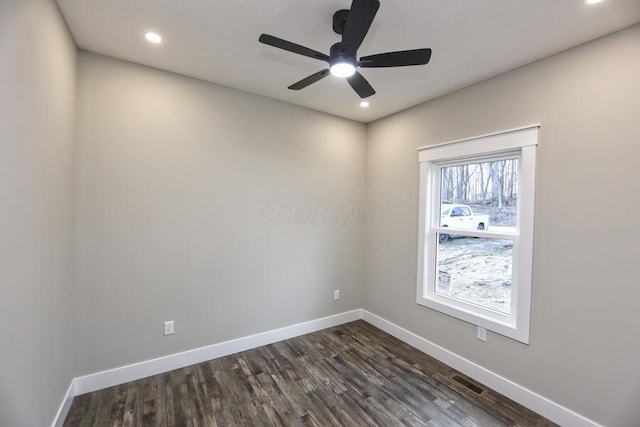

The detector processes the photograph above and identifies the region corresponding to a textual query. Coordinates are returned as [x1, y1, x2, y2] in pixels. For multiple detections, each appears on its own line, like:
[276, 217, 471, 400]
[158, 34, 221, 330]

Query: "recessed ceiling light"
[360, 101, 370, 108]
[585, 0, 604, 4]
[145, 32, 162, 44]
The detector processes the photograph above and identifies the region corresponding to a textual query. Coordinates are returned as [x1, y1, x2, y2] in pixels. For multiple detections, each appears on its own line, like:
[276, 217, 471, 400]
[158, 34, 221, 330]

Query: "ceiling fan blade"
[359, 48, 432, 68]
[342, 0, 380, 52]
[288, 69, 331, 90]
[259, 34, 329, 62]
[347, 71, 375, 98]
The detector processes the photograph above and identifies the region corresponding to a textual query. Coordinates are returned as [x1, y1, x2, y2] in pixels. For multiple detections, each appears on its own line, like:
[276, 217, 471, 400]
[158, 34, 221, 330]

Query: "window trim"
[416, 126, 538, 344]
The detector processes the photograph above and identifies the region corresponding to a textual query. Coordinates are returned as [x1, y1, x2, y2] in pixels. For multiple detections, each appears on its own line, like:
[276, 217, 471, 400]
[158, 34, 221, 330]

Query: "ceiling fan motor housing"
[330, 42, 356, 68]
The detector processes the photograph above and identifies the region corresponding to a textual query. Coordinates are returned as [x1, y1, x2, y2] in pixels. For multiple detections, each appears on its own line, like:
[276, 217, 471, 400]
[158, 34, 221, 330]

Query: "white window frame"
[417, 126, 538, 344]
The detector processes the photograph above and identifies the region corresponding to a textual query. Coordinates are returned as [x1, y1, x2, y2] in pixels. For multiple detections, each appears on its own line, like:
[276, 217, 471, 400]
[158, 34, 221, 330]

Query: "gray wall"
[0, 0, 77, 426]
[364, 25, 640, 427]
[73, 52, 366, 375]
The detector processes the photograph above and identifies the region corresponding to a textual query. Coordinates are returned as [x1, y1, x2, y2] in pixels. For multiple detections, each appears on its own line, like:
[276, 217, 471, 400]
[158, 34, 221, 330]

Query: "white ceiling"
[57, 0, 640, 123]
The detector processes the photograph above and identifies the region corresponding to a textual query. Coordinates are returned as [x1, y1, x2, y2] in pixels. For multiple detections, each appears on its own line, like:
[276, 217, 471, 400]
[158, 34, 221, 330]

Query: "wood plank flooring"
[64, 321, 556, 426]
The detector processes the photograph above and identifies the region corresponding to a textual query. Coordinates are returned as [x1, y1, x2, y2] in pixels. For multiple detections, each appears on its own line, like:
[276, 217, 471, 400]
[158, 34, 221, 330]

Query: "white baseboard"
[52, 308, 600, 427]
[361, 310, 601, 427]
[51, 380, 75, 427]
[73, 309, 363, 396]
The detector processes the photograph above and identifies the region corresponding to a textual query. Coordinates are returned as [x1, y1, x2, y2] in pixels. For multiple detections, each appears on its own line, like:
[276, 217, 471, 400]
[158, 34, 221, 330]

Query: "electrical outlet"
[164, 320, 174, 336]
[477, 326, 487, 342]
[334, 290, 340, 301]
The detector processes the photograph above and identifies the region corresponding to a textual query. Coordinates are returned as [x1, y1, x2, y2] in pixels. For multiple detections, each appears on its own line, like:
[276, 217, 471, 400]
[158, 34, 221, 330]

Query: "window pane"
[439, 159, 519, 230]
[435, 236, 513, 314]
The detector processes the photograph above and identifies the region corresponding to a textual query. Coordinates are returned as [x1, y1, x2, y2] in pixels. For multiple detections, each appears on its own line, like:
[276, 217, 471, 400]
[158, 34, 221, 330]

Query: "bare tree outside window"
[440, 159, 519, 228]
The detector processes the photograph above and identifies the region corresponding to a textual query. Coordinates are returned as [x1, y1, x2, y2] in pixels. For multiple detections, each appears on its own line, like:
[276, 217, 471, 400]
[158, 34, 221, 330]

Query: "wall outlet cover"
[477, 326, 487, 342]
[164, 321, 175, 336]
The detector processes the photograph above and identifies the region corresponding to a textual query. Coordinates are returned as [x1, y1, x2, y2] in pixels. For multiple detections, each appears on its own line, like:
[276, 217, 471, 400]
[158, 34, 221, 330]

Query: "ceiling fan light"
[330, 62, 356, 78]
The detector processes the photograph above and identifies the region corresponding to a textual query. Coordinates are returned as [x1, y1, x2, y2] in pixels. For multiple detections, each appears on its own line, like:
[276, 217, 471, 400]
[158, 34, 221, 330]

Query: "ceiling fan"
[259, 0, 432, 99]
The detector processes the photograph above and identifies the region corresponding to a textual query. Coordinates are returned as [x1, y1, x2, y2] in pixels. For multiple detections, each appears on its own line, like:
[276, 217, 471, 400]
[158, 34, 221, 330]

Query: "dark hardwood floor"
[64, 321, 555, 426]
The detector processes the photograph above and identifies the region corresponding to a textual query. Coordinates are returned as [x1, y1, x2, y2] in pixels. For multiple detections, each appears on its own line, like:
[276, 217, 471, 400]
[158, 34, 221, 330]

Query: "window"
[417, 126, 538, 343]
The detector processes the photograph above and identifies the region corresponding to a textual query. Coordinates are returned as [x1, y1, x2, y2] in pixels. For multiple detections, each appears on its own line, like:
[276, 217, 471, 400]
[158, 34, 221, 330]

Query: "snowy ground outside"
[435, 236, 513, 314]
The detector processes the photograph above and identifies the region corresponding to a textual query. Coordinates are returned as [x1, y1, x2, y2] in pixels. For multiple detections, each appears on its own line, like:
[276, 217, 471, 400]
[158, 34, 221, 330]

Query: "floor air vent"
[452, 375, 484, 394]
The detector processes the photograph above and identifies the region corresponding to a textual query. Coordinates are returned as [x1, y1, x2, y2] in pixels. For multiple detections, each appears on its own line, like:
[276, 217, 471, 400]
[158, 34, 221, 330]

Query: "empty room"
[1, 0, 639, 426]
